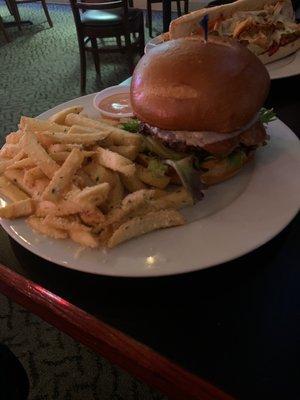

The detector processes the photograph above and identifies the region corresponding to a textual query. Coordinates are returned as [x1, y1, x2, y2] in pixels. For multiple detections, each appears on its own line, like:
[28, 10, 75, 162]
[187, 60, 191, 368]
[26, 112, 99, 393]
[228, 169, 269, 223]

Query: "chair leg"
[40, 0, 53, 27]
[124, 33, 134, 73]
[176, 0, 182, 17]
[91, 38, 100, 77]
[146, 0, 153, 38]
[5, 0, 13, 15]
[116, 35, 122, 49]
[0, 15, 10, 43]
[9, 0, 22, 31]
[139, 18, 145, 57]
[184, 0, 189, 14]
[79, 39, 87, 95]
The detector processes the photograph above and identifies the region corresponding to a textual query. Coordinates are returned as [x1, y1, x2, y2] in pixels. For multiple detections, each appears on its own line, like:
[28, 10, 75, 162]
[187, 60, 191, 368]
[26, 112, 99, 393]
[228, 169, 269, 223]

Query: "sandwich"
[169, 0, 300, 64]
[124, 36, 274, 200]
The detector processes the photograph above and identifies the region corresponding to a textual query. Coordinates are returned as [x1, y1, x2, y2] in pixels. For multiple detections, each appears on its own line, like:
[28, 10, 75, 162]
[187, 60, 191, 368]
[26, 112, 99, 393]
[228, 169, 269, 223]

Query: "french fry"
[105, 189, 159, 226]
[6, 158, 36, 170]
[0, 159, 14, 174]
[42, 148, 84, 201]
[0, 199, 35, 219]
[99, 117, 120, 126]
[40, 131, 108, 145]
[35, 199, 82, 217]
[0, 144, 20, 159]
[83, 159, 116, 186]
[12, 150, 26, 162]
[97, 148, 135, 176]
[64, 184, 81, 200]
[20, 116, 69, 133]
[72, 182, 110, 207]
[150, 187, 193, 210]
[107, 209, 185, 248]
[108, 145, 140, 161]
[44, 215, 91, 232]
[73, 170, 94, 188]
[27, 216, 68, 239]
[48, 106, 83, 125]
[136, 165, 170, 189]
[4, 169, 34, 196]
[35, 201, 57, 217]
[120, 173, 146, 192]
[35, 132, 56, 148]
[23, 167, 45, 187]
[48, 144, 74, 153]
[83, 161, 123, 209]
[80, 208, 105, 226]
[0, 176, 29, 202]
[106, 173, 124, 210]
[5, 131, 23, 144]
[65, 113, 141, 146]
[48, 151, 71, 163]
[48, 144, 85, 155]
[67, 125, 98, 134]
[31, 177, 50, 199]
[21, 131, 59, 178]
[69, 230, 99, 248]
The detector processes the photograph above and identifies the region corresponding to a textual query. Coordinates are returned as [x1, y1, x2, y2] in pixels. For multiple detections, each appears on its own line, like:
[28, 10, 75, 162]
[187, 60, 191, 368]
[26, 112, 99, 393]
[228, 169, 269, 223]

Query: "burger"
[124, 36, 274, 201]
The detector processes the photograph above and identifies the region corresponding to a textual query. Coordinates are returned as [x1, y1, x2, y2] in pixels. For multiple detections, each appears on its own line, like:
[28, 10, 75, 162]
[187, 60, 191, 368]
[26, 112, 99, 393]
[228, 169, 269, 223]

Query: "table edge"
[0, 262, 234, 400]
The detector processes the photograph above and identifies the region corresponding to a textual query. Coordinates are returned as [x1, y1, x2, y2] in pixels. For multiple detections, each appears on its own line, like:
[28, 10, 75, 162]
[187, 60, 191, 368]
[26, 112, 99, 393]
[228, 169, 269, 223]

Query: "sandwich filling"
[139, 118, 267, 156]
[210, 1, 300, 57]
[121, 109, 275, 196]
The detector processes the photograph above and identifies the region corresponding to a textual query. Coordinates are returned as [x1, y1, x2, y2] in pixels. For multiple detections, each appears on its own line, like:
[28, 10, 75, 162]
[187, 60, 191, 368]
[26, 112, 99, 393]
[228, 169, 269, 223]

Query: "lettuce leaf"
[147, 159, 168, 178]
[120, 119, 140, 133]
[143, 136, 186, 161]
[228, 150, 247, 169]
[165, 157, 204, 202]
[259, 108, 276, 125]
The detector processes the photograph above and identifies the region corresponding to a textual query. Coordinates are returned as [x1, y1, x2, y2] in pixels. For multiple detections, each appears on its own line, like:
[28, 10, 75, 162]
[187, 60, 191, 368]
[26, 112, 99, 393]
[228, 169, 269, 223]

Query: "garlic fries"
[0, 108, 188, 249]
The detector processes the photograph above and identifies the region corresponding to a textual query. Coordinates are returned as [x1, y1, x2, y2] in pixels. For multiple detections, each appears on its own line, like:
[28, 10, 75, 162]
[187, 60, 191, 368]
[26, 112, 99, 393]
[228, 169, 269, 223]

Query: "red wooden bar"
[0, 262, 234, 400]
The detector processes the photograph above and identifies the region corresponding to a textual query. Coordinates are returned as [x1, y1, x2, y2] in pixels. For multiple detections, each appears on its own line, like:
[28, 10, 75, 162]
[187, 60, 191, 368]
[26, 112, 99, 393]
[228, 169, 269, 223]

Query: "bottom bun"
[258, 38, 300, 65]
[201, 151, 254, 186]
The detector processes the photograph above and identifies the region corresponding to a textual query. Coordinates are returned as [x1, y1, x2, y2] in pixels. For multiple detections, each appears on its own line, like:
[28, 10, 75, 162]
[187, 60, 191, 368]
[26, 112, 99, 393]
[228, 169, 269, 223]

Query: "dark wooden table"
[0, 76, 299, 400]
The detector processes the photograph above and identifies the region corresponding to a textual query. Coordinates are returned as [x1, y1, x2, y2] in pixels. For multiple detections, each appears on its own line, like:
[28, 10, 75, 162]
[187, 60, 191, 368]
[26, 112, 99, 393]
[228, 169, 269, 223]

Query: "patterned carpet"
[0, 2, 168, 399]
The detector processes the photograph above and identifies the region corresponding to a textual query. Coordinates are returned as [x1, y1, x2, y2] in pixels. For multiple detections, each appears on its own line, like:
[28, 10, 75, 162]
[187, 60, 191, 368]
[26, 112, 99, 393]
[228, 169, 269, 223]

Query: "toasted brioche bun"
[201, 152, 254, 185]
[131, 36, 270, 133]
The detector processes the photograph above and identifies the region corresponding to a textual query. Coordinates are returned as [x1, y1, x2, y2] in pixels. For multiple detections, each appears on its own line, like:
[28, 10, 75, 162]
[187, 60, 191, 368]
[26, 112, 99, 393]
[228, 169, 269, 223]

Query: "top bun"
[131, 36, 270, 133]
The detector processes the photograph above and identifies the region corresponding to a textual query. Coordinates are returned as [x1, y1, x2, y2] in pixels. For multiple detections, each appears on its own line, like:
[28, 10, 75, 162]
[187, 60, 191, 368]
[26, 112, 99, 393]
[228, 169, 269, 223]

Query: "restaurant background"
[0, 0, 299, 399]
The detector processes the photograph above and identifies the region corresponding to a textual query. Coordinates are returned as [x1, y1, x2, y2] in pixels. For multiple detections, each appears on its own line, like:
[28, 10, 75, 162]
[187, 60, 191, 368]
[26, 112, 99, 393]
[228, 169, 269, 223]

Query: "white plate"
[1, 94, 300, 277]
[145, 36, 300, 80]
[265, 50, 300, 79]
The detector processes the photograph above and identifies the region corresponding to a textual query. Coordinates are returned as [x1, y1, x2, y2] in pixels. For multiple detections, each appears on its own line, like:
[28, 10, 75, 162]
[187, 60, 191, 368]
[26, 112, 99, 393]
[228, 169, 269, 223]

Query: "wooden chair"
[146, 0, 189, 37]
[3, 0, 22, 32]
[7, 0, 53, 29]
[70, 0, 145, 94]
[0, 14, 10, 42]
